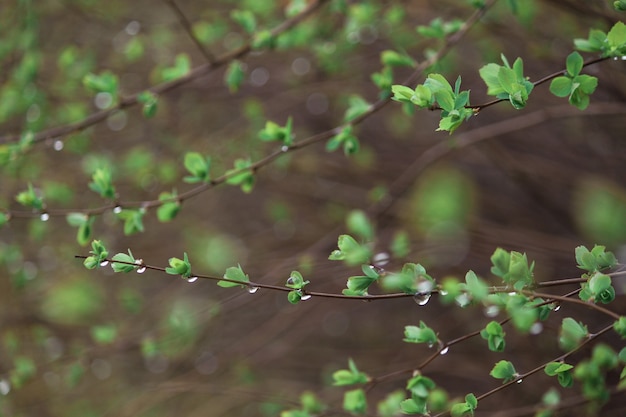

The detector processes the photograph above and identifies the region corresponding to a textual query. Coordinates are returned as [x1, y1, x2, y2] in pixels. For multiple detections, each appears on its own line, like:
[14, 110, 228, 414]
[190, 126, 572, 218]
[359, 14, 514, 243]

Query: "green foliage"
[575, 21, 626, 58]
[219, 264, 250, 288]
[381, 262, 433, 295]
[183, 152, 211, 183]
[83, 70, 119, 100]
[480, 321, 506, 352]
[90, 324, 117, 345]
[450, 393, 478, 417]
[137, 91, 158, 118]
[332, 358, 370, 386]
[549, 52, 597, 110]
[417, 18, 464, 39]
[116, 208, 145, 235]
[231, 9, 257, 34]
[89, 167, 116, 199]
[575, 245, 617, 273]
[343, 388, 367, 415]
[225, 158, 255, 193]
[579, 272, 615, 304]
[15, 183, 44, 210]
[479, 55, 533, 109]
[490, 360, 517, 383]
[490, 248, 535, 290]
[259, 117, 294, 145]
[161, 54, 191, 82]
[346, 210, 374, 241]
[165, 252, 192, 278]
[326, 126, 360, 156]
[404, 321, 438, 346]
[328, 234, 371, 266]
[157, 190, 181, 222]
[225, 60, 246, 93]
[401, 375, 437, 415]
[83, 240, 108, 269]
[559, 317, 589, 351]
[111, 249, 139, 273]
[286, 270, 310, 304]
[66, 212, 94, 245]
[544, 362, 574, 388]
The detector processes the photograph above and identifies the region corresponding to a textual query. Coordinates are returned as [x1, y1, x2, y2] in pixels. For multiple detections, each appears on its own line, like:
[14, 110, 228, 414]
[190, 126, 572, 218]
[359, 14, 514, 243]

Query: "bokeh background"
[1, 0, 625, 416]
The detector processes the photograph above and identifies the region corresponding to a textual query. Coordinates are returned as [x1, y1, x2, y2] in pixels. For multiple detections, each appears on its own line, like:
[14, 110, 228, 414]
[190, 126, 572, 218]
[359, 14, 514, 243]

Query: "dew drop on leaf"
[413, 293, 431, 306]
[286, 276, 295, 286]
[247, 286, 259, 294]
[187, 276, 198, 283]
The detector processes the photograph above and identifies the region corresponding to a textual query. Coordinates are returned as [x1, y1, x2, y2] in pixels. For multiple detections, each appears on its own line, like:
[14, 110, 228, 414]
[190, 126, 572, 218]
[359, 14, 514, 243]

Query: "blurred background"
[1, 0, 625, 415]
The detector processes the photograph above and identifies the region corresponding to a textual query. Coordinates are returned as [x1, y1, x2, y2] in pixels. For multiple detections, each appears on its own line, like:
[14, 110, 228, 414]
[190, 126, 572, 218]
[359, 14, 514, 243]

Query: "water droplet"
[413, 293, 431, 306]
[40, 212, 50, 221]
[286, 276, 295, 286]
[455, 293, 470, 308]
[417, 280, 433, 293]
[554, 304, 561, 312]
[373, 252, 390, 266]
[508, 291, 516, 296]
[300, 293, 312, 301]
[440, 346, 449, 355]
[281, 145, 289, 152]
[530, 322, 543, 335]
[53, 140, 64, 151]
[247, 286, 259, 294]
[484, 305, 500, 318]
[100, 260, 109, 267]
[136, 266, 146, 274]
[0, 379, 10, 395]
[113, 205, 123, 214]
[516, 378, 523, 384]
[187, 276, 198, 283]
[439, 290, 448, 296]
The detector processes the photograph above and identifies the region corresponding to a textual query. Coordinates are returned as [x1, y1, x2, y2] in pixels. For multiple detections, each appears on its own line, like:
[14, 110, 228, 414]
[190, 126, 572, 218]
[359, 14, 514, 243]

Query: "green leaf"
[343, 389, 367, 415]
[225, 60, 245, 93]
[231, 9, 257, 33]
[343, 275, 376, 296]
[404, 321, 438, 345]
[566, 52, 583, 77]
[286, 271, 310, 289]
[157, 190, 181, 222]
[183, 152, 211, 183]
[479, 63, 504, 95]
[258, 117, 294, 145]
[219, 264, 250, 288]
[346, 210, 374, 241]
[329, 234, 371, 266]
[559, 317, 588, 351]
[465, 270, 488, 302]
[111, 250, 139, 273]
[380, 50, 415, 67]
[116, 209, 145, 235]
[137, 91, 158, 118]
[549, 77, 573, 97]
[607, 21, 626, 54]
[225, 159, 255, 193]
[344, 95, 371, 122]
[16, 183, 44, 210]
[165, 253, 192, 278]
[89, 168, 116, 199]
[613, 316, 626, 338]
[83, 71, 119, 96]
[0, 212, 8, 228]
[91, 324, 117, 345]
[480, 321, 506, 352]
[161, 54, 191, 81]
[333, 358, 369, 386]
[490, 360, 517, 383]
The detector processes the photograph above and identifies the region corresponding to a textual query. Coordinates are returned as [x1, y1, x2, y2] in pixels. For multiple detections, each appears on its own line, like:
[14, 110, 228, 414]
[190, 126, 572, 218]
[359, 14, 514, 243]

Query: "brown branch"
[162, 0, 216, 63]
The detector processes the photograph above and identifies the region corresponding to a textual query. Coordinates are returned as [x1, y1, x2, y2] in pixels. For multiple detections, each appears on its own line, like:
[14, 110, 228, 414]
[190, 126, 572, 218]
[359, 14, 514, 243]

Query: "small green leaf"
[559, 317, 588, 351]
[566, 52, 583, 77]
[137, 91, 158, 118]
[91, 324, 117, 344]
[343, 389, 367, 415]
[225, 159, 255, 193]
[225, 60, 245, 93]
[380, 50, 415, 67]
[403, 321, 438, 345]
[230, 9, 257, 33]
[89, 168, 116, 199]
[116, 209, 145, 235]
[490, 360, 517, 383]
[111, 250, 138, 273]
[344, 95, 371, 122]
[161, 54, 191, 81]
[333, 358, 369, 386]
[219, 264, 250, 288]
[165, 253, 192, 278]
[346, 210, 374, 241]
[183, 152, 211, 183]
[16, 183, 44, 210]
[549, 77, 573, 97]
[157, 191, 181, 222]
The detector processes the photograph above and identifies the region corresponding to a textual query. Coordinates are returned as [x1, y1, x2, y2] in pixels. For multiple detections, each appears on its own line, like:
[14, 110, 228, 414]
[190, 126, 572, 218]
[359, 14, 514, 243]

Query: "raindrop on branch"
[300, 293, 312, 301]
[136, 266, 146, 274]
[413, 293, 431, 306]
[440, 346, 449, 355]
[247, 286, 259, 294]
[100, 260, 109, 267]
[186, 276, 198, 283]
[40, 212, 50, 221]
